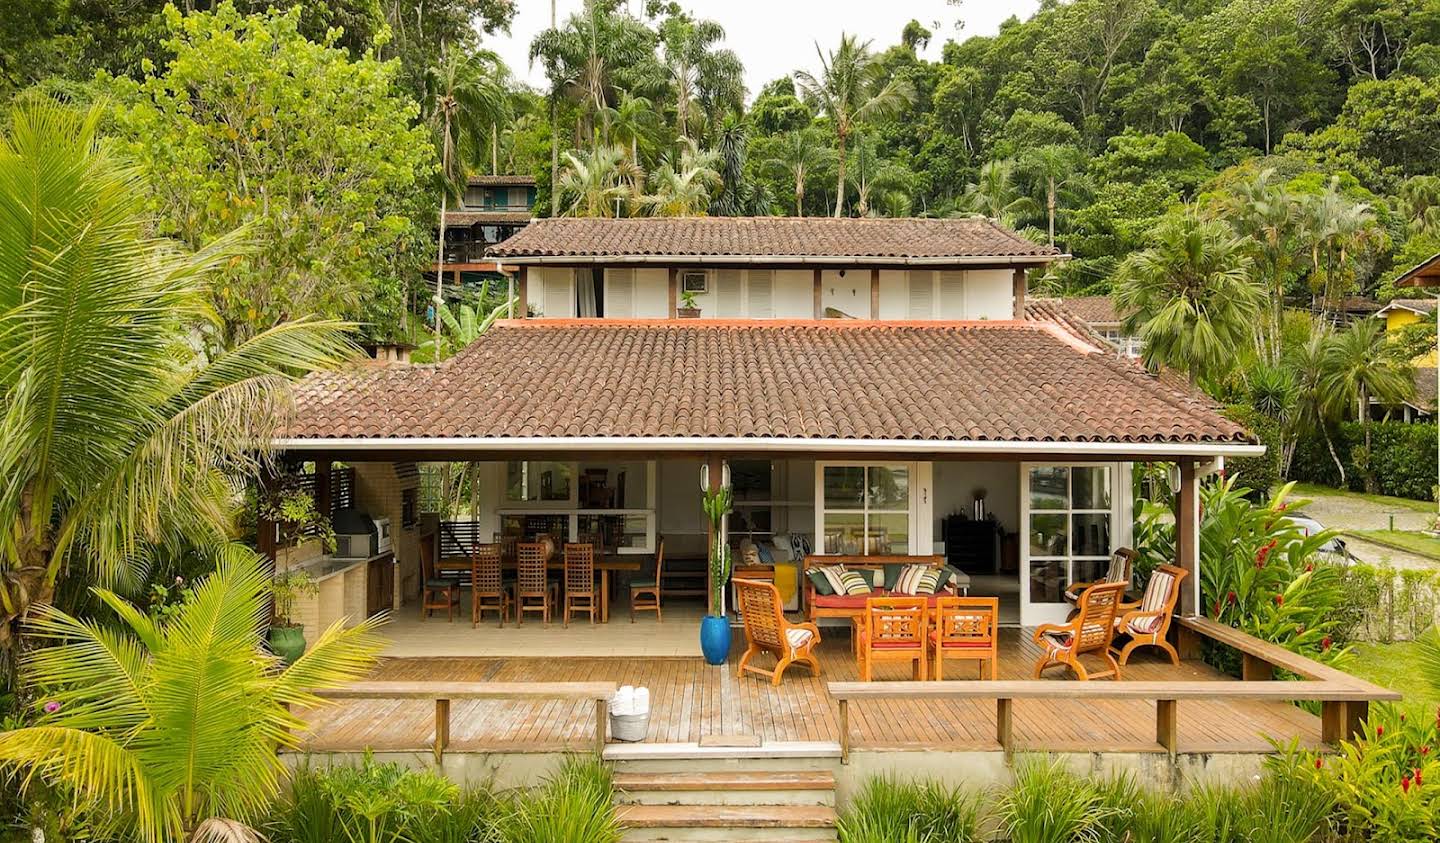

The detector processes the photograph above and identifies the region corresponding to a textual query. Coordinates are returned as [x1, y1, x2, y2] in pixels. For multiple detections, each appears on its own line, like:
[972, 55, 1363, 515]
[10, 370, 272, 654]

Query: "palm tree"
[1016, 144, 1084, 247]
[659, 15, 744, 141]
[1397, 174, 1440, 236]
[603, 89, 658, 164]
[424, 48, 509, 351]
[794, 34, 914, 217]
[1322, 318, 1414, 491]
[0, 549, 385, 842]
[0, 101, 354, 655]
[1301, 178, 1384, 323]
[764, 129, 834, 217]
[959, 160, 1039, 227]
[1224, 168, 1303, 364]
[847, 134, 913, 217]
[1289, 328, 1348, 484]
[645, 140, 722, 217]
[557, 144, 642, 217]
[1114, 213, 1263, 384]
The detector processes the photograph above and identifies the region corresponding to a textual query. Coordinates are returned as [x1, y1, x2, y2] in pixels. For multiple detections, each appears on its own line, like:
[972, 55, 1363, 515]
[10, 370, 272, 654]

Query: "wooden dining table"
[435, 556, 642, 624]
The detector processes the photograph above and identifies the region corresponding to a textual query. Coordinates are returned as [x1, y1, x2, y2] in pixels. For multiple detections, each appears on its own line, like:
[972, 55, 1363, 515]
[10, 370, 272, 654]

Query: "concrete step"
[614, 770, 836, 805]
[616, 804, 838, 842]
[606, 741, 842, 773]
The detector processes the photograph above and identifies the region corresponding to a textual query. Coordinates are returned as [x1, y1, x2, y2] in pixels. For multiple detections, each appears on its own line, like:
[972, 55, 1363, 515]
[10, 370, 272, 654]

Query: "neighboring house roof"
[444, 211, 533, 226]
[1374, 298, 1437, 318]
[1025, 299, 1111, 347]
[1057, 295, 1122, 326]
[1396, 252, 1440, 288]
[467, 174, 537, 187]
[487, 217, 1060, 264]
[1370, 367, 1437, 413]
[278, 319, 1251, 448]
[1335, 296, 1382, 315]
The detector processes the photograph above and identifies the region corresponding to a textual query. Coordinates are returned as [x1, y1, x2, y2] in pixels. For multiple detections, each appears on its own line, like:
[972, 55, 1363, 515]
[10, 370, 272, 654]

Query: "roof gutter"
[490, 254, 1069, 267]
[271, 435, 1263, 458]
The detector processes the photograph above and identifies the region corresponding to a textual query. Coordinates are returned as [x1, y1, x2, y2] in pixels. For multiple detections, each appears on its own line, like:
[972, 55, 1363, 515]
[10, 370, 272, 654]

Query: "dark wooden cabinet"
[943, 516, 1000, 574]
[367, 552, 394, 616]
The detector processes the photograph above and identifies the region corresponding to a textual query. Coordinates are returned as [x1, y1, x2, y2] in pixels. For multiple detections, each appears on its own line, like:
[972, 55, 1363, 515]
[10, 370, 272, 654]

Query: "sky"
[489, 0, 1041, 98]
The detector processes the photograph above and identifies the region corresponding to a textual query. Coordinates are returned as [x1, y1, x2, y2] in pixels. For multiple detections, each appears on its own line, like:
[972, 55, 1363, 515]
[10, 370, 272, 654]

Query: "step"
[614, 771, 836, 806]
[616, 804, 837, 842]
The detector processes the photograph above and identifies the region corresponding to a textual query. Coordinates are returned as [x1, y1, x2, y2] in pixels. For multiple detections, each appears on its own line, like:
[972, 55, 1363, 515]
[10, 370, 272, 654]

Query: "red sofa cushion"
[812, 589, 953, 610]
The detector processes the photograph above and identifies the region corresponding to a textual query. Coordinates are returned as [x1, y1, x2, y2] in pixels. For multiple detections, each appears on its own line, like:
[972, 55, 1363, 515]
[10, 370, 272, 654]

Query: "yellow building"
[1375, 298, 1438, 366]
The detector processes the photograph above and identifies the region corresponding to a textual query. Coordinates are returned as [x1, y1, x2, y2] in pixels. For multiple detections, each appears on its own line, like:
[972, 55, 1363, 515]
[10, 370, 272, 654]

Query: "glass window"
[505, 461, 572, 503]
[820, 464, 912, 555]
[1026, 465, 1116, 605]
[578, 461, 647, 509]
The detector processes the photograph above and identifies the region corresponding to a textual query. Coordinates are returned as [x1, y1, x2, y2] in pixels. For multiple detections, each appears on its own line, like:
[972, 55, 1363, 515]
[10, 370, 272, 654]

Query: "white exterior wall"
[820, 269, 868, 318]
[965, 268, 1015, 320]
[773, 270, 813, 318]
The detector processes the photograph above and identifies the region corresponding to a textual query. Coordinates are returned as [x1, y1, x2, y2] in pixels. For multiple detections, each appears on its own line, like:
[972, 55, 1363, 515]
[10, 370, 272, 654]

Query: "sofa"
[802, 554, 967, 622]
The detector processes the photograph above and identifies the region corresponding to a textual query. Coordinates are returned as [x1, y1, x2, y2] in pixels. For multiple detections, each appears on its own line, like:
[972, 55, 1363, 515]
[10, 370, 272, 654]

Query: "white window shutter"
[940, 270, 966, 318]
[717, 269, 743, 317]
[747, 270, 773, 318]
[607, 268, 634, 317]
[543, 267, 572, 317]
[908, 270, 934, 319]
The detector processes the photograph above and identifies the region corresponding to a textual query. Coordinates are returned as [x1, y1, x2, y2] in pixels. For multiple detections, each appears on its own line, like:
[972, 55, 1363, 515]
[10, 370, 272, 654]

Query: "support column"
[1012, 267, 1027, 319]
[869, 268, 880, 319]
[667, 267, 678, 318]
[1177, 459, 1200, 617]
[813, 268, 823, 319]
[516, 266, 528, 319]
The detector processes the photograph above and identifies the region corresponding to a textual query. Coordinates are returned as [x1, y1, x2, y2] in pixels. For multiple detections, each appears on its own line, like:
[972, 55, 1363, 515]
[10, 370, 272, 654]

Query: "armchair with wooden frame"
[1032, 580, 1127, 680]
[930, 596, 999, 680]
[563, 542, 600, 627]
[856, 596, 928, 682]
[1111, 564, 1188, 666]
[470, 543, 512, 628]
[630, 537, 665, 622]
[1064, 547, 1137, 611]
[733, 578, 821, 686]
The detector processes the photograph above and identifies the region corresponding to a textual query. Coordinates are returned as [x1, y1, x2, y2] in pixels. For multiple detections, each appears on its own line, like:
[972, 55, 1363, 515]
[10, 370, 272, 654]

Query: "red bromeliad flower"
[1421, 746, 1431, 755]
[1415, 768, 1424, 787]
[1321, 636, 1333, 650]
[1274, 593, 1284, 606]
[1403, 775, 1413, 793]
[1378, 726, 1385, 737]
[1227, 590, 1237, 605]
[1315, 757, 1324, 770]
[1304, 563, 1314, 572]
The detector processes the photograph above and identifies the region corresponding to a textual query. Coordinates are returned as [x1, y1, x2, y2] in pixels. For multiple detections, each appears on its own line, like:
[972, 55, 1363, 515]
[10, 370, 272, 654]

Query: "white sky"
[489, 0, 1041, 97]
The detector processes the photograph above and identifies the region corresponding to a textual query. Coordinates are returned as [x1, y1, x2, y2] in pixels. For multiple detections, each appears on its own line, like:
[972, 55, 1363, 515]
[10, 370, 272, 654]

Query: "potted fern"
[269, 571, 318, 664]
[699, 485, 733, 665]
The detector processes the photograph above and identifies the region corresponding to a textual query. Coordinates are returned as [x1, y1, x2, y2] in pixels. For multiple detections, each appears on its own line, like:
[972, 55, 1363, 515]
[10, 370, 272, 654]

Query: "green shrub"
[994, 758, 1117, 843]
[1338, 563, 1440, 644]
[1292, 421, 1439, 501]
[1223, 404, 1283, 500]
[499, 755, 620, 843]
[836, 775, 980, 843]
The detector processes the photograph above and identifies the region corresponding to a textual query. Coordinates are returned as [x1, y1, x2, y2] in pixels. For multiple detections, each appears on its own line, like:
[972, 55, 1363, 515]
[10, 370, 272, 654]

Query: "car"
[1282, 514, 1358, 564]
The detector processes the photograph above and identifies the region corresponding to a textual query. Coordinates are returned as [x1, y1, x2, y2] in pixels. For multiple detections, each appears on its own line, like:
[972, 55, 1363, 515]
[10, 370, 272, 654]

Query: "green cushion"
[806, 568, 834, 596]
[631, 578, 656, 588]
[883, 564, 904, 591]
[426, 578, 453, 588]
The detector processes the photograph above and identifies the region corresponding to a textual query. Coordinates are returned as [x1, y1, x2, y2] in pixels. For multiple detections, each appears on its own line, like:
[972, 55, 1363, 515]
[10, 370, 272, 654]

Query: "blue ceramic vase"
[699, 614, 731, 665]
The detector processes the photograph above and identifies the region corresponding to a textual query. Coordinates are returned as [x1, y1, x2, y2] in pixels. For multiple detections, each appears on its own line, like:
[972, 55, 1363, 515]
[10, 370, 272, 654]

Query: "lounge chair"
[1032, 580, 1126, 680]
[734, 578, 821, 686]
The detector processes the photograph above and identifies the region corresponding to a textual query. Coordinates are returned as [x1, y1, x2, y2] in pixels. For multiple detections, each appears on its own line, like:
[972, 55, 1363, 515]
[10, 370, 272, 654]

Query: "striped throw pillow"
[818, 565, 850, 596]
[1129, 571, 1173, 634]
[894, 564, 942, 595]
[837, 570, 873, 596]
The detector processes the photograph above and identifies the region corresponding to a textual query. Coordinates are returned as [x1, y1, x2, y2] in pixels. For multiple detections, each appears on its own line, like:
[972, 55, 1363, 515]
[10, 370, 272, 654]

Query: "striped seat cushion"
[785, 627, 814, 655]
[1123, 570, 1174, 635]
[1040, 631, 1074, 654]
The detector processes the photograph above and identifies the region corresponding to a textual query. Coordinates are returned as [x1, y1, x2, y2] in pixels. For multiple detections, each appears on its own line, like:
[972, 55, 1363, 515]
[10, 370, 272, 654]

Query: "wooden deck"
[296, 628, 1324, 756]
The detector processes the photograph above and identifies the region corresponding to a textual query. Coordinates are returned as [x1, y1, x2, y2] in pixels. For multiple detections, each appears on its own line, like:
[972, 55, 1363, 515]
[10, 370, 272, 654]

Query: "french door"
[1019, 463, 1130, 626]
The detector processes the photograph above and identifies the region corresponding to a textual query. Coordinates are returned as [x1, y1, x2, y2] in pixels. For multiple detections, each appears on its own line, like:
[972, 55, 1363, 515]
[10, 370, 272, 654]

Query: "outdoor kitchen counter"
[281, 551, 393, 646]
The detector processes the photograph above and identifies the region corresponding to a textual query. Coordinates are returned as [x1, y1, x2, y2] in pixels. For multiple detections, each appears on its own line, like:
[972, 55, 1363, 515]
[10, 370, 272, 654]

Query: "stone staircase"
[612, 758, 839, 842]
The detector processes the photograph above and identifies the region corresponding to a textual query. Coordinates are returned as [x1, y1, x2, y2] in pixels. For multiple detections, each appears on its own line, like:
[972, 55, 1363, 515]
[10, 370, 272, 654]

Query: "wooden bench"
[802, 555, 949, 623]
[313, 680, 618, 761]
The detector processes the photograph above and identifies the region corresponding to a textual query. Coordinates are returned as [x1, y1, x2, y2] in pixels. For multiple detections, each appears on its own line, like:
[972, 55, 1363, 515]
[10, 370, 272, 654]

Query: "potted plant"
[259, 474, 336, 563]
[268, 571, 318, 664]
[700, 485, 733, 665]
[677, 289, 702, 318]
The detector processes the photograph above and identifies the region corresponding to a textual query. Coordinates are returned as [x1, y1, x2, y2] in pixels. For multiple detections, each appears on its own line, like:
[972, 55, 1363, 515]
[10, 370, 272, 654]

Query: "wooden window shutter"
[939, 270, 966, 318]
[908, 270, 934, 318]
[717, 268, 743, 317]
[607, 268, 634, 317]
[747, 270, 773, 317]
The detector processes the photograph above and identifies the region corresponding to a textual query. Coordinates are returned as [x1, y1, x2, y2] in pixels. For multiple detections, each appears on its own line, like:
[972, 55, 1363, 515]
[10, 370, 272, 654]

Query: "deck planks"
[295, 628, 1326, 755]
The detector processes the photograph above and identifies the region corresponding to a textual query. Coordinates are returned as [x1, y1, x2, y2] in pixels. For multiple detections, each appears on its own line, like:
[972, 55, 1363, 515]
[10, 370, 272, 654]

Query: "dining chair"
[420, 537, 457, 622]
[930, 596, 999, 680]
[563, 542, 600, 627]
[494, 532, 519, 566]
[857, 596, 928, 682]
[515, 542, 557, 625]
[630, 536, 665, 623]
[471, 543, 512, 628]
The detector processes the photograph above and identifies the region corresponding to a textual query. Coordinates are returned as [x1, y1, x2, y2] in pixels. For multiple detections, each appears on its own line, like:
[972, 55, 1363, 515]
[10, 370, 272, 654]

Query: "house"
[267, 217, 1393, 804]
[1055, 294, 1141, 358]
[1379, 255, 1440, 420]
[432, 174, 537, 295]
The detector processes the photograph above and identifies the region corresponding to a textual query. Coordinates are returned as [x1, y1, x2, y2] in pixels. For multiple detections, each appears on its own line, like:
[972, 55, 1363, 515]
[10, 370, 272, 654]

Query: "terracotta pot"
[677, 307, 702, 319]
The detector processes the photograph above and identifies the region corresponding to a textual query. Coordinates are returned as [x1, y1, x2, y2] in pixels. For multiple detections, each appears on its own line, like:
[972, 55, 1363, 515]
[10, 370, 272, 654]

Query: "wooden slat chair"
[514, 542, 557, 625]
[471, 543, 512, 628]
[420, 538, 457, 622]
[734, 578, 821, 686]
[857, 596, 928, 682]
[563, 542, 600, 627]
[1111, 564, 1188, 666]
[494, 532, 518, 566]
[630, 537, 665, 623]
[1032, 580, 1127, 680]
[930, 596, 999, 680]
[1064, 547, 1137, 610]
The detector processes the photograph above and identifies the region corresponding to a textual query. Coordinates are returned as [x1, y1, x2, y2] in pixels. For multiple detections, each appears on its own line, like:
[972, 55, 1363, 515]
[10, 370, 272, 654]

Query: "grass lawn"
[1348, 640, 1440, 710]
[1349, 529, 1440, 562]
[1288, 482, 1436, 514]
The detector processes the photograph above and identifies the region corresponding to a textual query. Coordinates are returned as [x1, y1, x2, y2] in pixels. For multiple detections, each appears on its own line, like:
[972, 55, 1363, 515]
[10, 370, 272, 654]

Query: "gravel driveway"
[1289, 487, 1439, 571]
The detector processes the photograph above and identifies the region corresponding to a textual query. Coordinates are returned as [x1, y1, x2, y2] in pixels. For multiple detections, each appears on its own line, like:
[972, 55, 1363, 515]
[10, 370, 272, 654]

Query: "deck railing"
[312, 680, 617, 762]
[830, 617, 1400, 763]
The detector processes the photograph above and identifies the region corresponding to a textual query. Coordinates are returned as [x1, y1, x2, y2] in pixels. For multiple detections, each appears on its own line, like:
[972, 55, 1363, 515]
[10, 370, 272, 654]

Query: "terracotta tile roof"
[1025, 300, 1111, 347]
[281, 320, 1250, 445]
[444, 210, 533, 225]
[487, 217, 1059, 262]
[467, 174, 537, 187]
[1377, 298, 1437, 315]
[1056, 295, 1124, 325]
